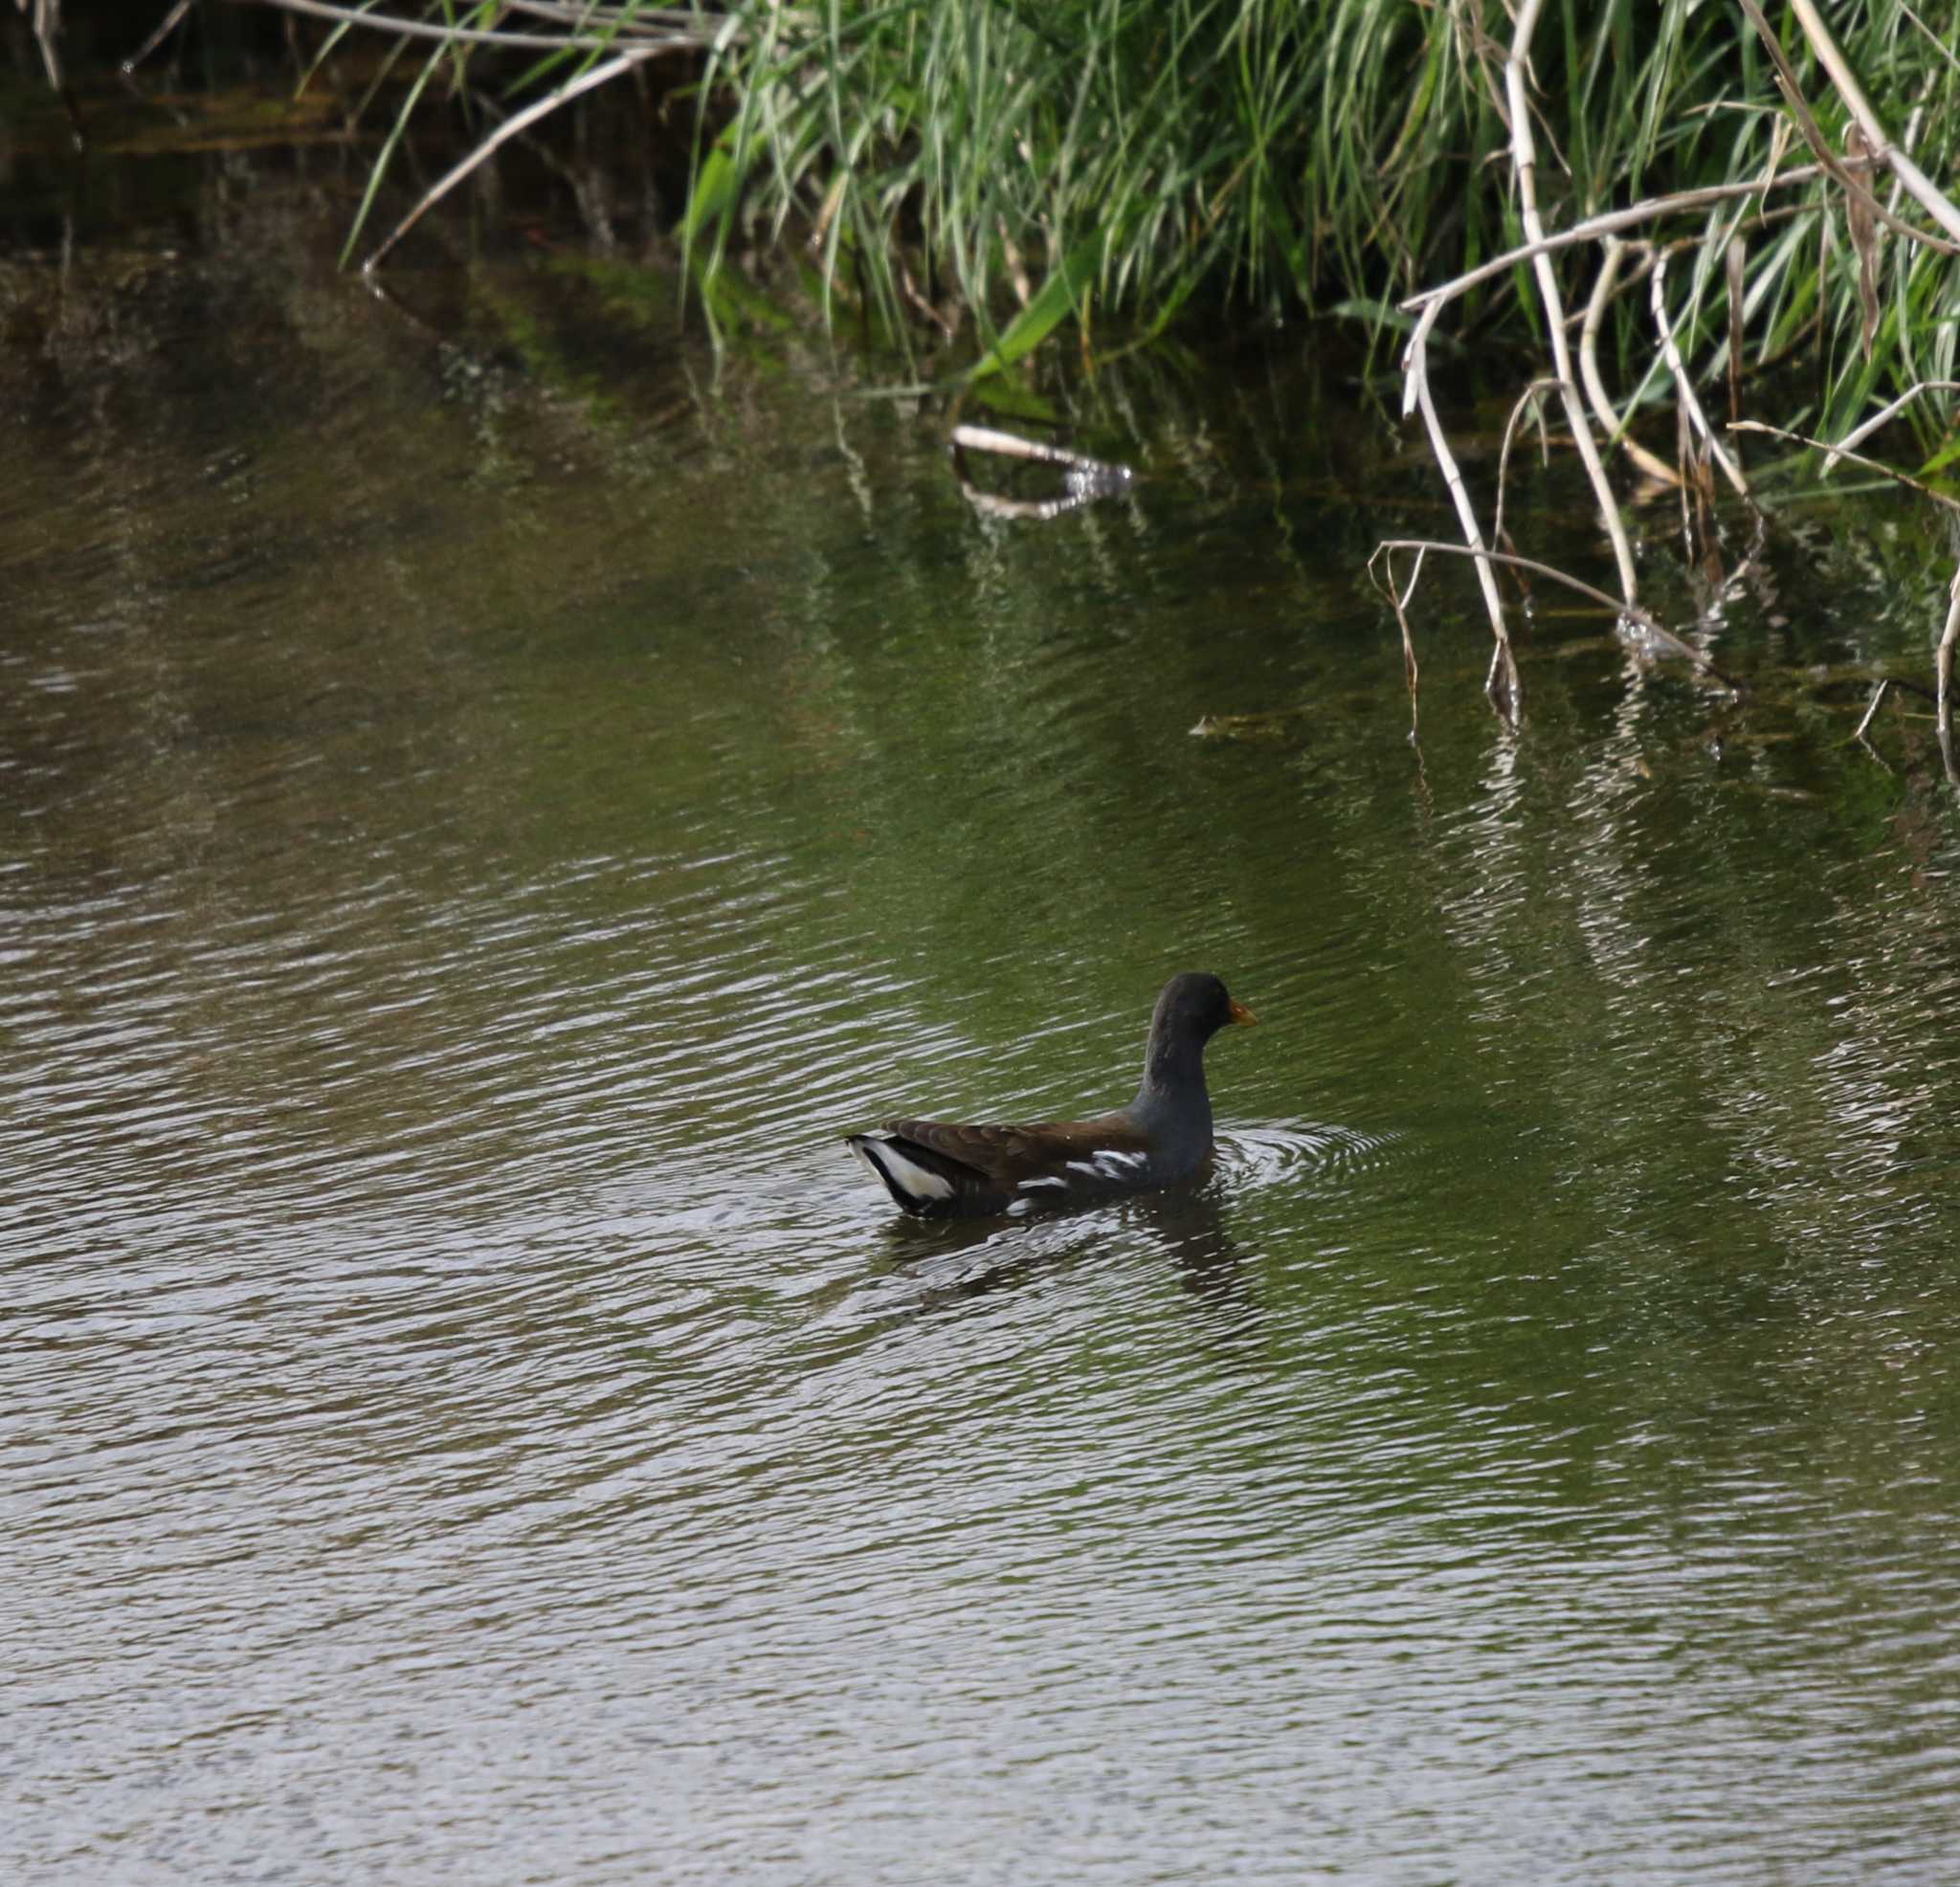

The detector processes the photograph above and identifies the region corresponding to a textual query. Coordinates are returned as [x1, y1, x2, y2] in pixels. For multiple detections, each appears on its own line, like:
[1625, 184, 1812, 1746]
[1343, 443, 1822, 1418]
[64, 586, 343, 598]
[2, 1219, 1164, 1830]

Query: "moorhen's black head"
[1139, 972, 1256, 1096]
[1150, 971, 1256, 1044]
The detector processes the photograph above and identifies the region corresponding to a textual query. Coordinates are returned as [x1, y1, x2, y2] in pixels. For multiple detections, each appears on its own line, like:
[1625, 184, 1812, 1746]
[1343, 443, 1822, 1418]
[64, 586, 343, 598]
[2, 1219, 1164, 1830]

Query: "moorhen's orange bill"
[846, 971, 1256, 1219]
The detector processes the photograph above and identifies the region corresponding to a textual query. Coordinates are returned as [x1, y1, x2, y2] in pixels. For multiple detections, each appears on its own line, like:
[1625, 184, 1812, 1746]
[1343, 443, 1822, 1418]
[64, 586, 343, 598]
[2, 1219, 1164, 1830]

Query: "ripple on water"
[1214, 1117, 1403, 1190]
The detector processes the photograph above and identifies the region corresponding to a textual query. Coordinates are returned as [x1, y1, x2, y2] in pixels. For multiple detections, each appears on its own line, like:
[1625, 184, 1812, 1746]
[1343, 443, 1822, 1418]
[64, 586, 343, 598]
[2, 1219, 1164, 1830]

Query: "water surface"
[6, 146, 1960, 1885]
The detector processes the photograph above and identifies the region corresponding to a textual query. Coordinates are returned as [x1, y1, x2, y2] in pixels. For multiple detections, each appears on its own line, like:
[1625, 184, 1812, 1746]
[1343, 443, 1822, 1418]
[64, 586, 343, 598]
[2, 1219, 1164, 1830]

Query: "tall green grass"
[690, 0, 1458, 350]
[245, 0, 1960, 433]
[679, 0, 1958, 419]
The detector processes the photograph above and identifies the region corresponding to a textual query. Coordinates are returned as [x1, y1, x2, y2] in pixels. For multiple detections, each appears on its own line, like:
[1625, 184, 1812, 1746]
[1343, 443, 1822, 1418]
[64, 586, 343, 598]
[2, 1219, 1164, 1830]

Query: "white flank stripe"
[858, 1138, 952, 1202]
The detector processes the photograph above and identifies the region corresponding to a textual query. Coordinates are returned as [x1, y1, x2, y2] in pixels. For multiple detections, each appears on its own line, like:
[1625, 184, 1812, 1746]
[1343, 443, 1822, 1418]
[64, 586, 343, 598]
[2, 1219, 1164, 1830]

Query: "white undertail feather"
[849, 1134, 953, 1204]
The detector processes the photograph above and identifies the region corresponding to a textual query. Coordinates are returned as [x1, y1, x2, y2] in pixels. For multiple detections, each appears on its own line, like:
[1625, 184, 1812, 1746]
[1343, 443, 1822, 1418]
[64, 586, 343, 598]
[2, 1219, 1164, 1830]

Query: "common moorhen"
[847, 971, 1256, 1218]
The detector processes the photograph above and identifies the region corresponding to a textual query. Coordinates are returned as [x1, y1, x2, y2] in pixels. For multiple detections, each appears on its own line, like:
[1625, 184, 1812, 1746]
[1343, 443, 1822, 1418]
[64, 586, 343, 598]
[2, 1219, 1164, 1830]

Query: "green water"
[6, 145, 1960, 1886]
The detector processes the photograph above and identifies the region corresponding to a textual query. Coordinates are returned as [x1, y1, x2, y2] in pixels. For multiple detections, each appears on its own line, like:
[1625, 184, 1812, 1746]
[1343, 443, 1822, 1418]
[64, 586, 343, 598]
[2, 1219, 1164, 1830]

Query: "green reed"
[244, 0, 1960, 438]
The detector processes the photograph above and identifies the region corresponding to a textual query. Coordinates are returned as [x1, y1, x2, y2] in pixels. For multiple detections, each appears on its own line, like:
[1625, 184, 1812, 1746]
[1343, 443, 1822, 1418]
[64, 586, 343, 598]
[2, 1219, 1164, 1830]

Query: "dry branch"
[362, 46, 666, 270]
[1736, 0, 1960, 257]
[1650, 252, 1750, 499]
[1399, 309, 1519, 719]
[1775, 0, 1960, 247]
[1728, 419, 1960, 511]
[1370, 540, 1741, 691]
[1397, 160, 1870, 317]
[253, 0, 718, 55]
[1579, 240, 1681, 488]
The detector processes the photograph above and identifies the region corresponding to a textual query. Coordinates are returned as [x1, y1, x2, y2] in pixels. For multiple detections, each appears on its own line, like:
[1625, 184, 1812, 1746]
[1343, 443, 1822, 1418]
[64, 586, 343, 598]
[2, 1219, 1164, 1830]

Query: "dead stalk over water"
[1385, 0, 1960, 748]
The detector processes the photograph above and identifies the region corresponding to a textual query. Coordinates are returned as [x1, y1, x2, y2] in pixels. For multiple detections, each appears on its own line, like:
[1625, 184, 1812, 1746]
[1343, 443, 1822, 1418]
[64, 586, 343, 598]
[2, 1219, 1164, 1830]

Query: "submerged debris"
[1189, 710, 1310, 742]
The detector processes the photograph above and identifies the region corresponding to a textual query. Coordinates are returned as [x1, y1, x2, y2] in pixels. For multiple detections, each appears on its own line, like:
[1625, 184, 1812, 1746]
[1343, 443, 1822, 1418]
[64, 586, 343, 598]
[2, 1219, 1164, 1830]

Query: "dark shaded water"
[7, 120, 1960, 1885]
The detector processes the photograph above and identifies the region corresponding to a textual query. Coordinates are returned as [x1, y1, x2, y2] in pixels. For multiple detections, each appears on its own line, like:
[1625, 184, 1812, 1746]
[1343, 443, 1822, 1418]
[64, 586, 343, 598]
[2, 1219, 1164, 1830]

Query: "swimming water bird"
[846, 972, 1256, 1219]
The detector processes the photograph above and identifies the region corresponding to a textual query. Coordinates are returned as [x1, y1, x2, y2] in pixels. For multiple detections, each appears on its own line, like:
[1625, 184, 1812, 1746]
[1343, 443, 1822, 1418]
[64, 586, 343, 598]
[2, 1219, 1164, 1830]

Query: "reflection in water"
[823, 1121, 1389, 1323]
[835, 1172, 1258, 1323]
[1137, 1185, 1254, 1314]
[7, 169, 1960, 1887]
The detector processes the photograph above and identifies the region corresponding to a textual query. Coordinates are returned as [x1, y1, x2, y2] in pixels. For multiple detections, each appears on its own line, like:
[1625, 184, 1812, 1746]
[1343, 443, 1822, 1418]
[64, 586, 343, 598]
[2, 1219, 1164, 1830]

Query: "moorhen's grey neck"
[846, 970, 1257, 1219]
[1129, 971, 1248, 1152]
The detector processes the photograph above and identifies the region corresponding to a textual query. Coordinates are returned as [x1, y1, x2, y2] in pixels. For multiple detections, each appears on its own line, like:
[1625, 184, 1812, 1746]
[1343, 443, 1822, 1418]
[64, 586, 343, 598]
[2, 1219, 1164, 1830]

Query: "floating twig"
[948, 424, 1133, 521]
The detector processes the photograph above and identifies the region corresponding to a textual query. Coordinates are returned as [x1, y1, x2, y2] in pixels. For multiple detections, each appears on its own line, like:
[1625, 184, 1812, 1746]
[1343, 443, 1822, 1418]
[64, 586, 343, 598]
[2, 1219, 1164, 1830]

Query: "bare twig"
[1823, 381, 1960, 474]
[363, 47, 664, 270]
[1579, 240, 1682, 487]
[1736, 402, 1960, 759]
[1398, 159, 1868, 316]
[1729, 420, 1960, 511]
[1737, 0, 1960, 255]
[1849, 672, 1938, 726]
[1368, 540, 1427, 735]
[1901, 4, 1960, 79]
[897, 255, 958, 343]
[1504, 0, 1638, 613]
[1938, 565, 1960, 746]
[23, 0, 61, 90]
[250, 0, 718, 54]
[1370, 540, 1743, 691]
[1387, 0, 1958, 732]
[1651, 251, 1750, 499]
[1781, 0, 1960, 247]
[122, 0, 191, 72]
[1400, 306, 1520, 719]
[1493, 378, 1561, 550]
[1853, 677, 1895, 743]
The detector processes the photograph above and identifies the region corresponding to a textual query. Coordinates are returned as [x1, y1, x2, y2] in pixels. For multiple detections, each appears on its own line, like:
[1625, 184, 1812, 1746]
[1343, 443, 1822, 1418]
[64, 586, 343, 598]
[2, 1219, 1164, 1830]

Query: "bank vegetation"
[21, 0, 1960, 741]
